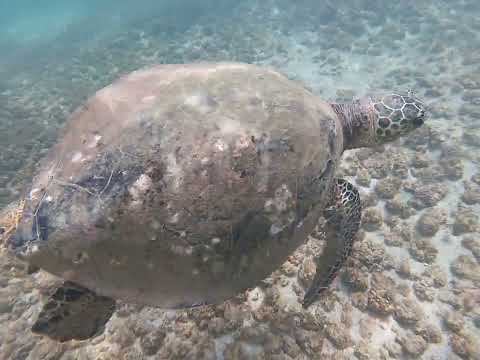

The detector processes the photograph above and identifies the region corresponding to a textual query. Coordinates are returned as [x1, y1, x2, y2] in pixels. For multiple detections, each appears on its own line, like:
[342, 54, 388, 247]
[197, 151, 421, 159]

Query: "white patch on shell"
[264, 184, 296, 236]
[217, 117, 243, 136]
[24, 243, 40, 256]
[150, 220, 161, 230]
[211, 237, 221, 245]
[110, 257, 123, 266]
[169, 212, 180, 223]
[170, 245, 193, 256]
[264, 184, 293, 213]
[235, 135, 251, 150]
[29, 188, 40, 200]
[128, 174, 153, 199]
[214, 139, 228, 152]
[270, 224, 285, 235]
[141, 95, 156, 104]
[87, 135, 102, 149]
[127, 69, 147, 81]
[166, 153, 183, 190]
[246, 287, 264, 311]
[72, 251, 89, 265]
[183, 93, 214, 114]
[71, 152, 83, 163]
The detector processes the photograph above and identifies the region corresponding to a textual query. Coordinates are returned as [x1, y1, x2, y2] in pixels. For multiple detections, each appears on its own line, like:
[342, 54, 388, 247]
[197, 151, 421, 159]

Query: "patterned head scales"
[371, 90, 426, 143]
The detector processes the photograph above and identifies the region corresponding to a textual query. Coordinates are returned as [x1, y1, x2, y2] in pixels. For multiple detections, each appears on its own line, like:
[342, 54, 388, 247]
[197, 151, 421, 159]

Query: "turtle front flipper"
[302, 178, 361, 308]
[32, 281, 116, 342]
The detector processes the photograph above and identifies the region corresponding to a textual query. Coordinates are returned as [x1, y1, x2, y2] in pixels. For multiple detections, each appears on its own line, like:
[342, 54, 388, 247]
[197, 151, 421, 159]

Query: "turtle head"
[369, 91, 426, 145]
[332, 90, 427, 150]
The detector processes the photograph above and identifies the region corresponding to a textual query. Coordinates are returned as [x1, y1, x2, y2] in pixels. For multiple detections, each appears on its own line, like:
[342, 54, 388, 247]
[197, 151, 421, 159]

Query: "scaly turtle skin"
[302, 177, 361, 308]
[0, 63, 426, 342]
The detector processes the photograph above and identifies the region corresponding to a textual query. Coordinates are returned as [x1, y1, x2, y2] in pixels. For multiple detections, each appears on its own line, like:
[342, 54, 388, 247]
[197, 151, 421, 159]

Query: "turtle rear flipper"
[302, 178, 361, 308]
[32, 281, 116, 342]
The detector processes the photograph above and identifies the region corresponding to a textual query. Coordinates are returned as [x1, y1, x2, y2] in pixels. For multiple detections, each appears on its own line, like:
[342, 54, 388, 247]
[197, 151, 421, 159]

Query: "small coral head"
[370, 90, 426, 144]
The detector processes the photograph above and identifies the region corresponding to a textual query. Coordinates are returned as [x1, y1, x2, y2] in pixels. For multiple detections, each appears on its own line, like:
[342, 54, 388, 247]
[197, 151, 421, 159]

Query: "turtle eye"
[413, 116, 424, 127]
[413, 109, 425, 127]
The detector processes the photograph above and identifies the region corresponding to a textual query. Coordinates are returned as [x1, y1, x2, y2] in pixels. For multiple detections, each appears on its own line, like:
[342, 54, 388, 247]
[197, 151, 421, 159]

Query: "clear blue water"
[0, 1, 234, 73]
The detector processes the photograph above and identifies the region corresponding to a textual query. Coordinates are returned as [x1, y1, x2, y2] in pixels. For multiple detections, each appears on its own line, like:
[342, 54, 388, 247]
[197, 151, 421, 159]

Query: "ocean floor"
[1, 0, 480, 359]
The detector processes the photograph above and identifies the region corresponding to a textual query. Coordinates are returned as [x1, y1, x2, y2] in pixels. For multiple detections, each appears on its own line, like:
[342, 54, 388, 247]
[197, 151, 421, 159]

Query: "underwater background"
[0, 0, 479, 359]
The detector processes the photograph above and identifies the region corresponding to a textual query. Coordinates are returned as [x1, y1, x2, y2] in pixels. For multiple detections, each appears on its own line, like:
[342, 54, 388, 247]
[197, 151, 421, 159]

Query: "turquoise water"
[0, 1, 479, 359]
[0, 1, 233, 77]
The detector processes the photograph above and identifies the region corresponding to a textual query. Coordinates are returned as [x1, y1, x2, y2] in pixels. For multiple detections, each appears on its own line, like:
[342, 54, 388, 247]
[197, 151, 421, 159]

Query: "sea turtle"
[0, 62, 426, 342]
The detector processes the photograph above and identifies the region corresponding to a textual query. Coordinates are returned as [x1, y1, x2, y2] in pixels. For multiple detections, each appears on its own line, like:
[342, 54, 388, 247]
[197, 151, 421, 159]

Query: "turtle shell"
[9, 63, 343, 308]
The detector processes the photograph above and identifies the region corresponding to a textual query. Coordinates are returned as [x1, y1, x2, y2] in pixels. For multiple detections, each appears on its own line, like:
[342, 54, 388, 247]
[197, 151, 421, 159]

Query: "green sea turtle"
[0, 62, 426, 342]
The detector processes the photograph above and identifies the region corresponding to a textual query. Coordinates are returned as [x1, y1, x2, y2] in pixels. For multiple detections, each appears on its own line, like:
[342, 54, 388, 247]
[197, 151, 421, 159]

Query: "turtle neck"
[330, 99, 377, 151]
